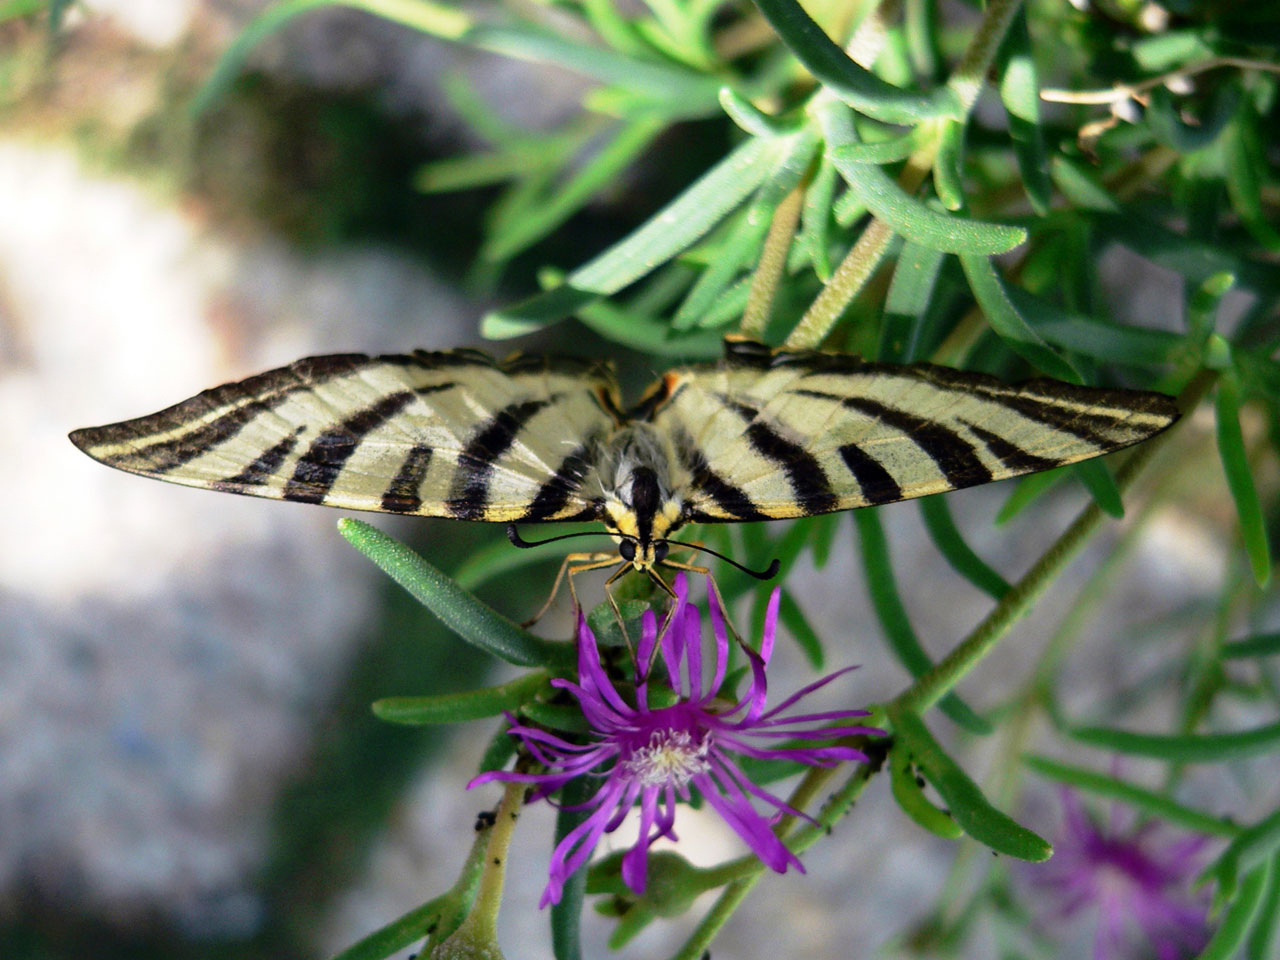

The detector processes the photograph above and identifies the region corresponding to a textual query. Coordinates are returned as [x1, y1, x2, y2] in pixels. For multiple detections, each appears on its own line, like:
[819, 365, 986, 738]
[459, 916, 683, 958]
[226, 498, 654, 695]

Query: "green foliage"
[176, 0, 1280, 958]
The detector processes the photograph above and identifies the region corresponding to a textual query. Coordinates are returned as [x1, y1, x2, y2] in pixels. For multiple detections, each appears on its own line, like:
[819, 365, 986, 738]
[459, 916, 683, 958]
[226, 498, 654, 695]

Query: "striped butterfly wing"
[70, 350, 620, 523]
[647, 347, 1180, 522]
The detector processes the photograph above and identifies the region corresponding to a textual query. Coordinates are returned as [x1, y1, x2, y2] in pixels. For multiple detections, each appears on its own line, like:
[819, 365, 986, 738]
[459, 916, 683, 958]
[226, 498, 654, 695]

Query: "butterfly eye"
[619, 539, 636, 562]
[653, 542, 669, 562]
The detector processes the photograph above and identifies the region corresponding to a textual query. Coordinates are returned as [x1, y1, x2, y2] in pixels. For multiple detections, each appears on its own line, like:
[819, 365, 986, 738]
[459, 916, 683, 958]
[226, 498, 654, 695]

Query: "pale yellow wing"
[70, 350, 620, 522]
[644, 342, 1179, 522]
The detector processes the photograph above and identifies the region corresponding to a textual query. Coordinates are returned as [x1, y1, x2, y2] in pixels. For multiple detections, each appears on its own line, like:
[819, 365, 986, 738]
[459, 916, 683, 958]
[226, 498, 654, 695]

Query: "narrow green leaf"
[415, 149, 551, 193]
[466, 23, 722, 115]
[799, 156, 839, 281]
[880, 241, 946, 363]
[919, 496, 1011, 600]
[1069, 719, 1280, 762]
[482, 115, 667, 265]
[959, 255, 1082, 383]
[1225, 106, 1280, 253]
[890, 744, 964, 839]
[521, 701, 593, 735]
[1201, 807, 1280, 910]
[1247, 852, 1280, 960]
[483, 136, 782, 337]
[338, 519, 570, 668]
[1050, 156, 1120, 213]
[997, 11, 1051, 215]
[903, 0, 941, 81]
[855, 510, 992, 734]
[1023, 755, 1240, 838]
[675, 132, 818, 326]
[752, 0, 960, 122]
[719, 87, 791, 137]
[892, 709, 1052, 860]
[808, 512, 841, 569]
[1072, 459, 1124, 519]
[1216, 370, 1272, 587]
[695, 276, 753, 329]
[994, 466, 1068, 526]
[1223, 633, 1280, 659]
[1130, 30, 1214, 70]
[932, 118, 966, 211]
[1187, 272, 1234, 347]
[478, 722, 519, 774]
[1197, 861, 1271, 960]
[830, 130, 922, 164]
[827, 146, 1026, 254]
[574, 299, 726, 357]
[329, 896, 456, 960]
[1028, 317, 1185, 368]
[373, 671, 550, 725]
[328, 822, 491, 960]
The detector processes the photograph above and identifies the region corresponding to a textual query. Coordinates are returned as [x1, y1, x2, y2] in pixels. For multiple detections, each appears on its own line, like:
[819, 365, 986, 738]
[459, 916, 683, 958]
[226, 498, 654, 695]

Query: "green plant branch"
[892, 370, 1217, 717]
[945, 0, 1024, 114]
[741, 179, 808, 338]
[668, 737, 887, 960]
[784, 0, 1025, 348]
[432, 781, 524, 958]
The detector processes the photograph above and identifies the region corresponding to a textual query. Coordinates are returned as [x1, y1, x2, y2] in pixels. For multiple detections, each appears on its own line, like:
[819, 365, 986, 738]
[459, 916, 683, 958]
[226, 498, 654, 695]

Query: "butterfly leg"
[658, 558, 748, 649]
[521, 551, 618, 628]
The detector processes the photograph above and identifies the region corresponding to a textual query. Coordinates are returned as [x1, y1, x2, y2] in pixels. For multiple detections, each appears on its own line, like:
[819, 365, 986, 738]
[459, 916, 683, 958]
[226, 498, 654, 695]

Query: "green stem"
[945, 0, 1024, 115]
[741, 180, 808, 339]
[446, 782, 524, 949]
[893, 371, 1215, 716]
[669, 739, 887, 960]
[785, 0, 1024, 349]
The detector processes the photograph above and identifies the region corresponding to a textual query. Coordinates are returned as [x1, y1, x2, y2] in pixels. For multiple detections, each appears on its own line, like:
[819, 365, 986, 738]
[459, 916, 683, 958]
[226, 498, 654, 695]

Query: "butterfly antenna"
[506, 523, 614, 550]
[658, 539, 780, 580]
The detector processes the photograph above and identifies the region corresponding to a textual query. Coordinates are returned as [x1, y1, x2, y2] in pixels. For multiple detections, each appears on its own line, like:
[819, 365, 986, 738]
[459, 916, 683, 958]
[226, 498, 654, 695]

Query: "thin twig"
[1041, 56, 1280, 106]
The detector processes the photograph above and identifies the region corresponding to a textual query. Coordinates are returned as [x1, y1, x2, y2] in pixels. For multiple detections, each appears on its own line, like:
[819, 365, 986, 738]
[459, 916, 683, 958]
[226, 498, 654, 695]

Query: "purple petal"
[704, 579, 730, 696]
[575, 613, 636, 718]
[621, 785, 664, 894]
[695, 769, 803, 874]
[683, 601, 704, 700]
[759, 586, 780, 666]
[758, 666, 862, 719]
[635, 609, 659, 686]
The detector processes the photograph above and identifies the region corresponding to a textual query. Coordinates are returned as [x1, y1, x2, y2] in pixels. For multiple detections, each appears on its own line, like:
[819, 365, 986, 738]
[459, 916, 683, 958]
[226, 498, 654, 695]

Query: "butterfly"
[70, 338, 1179, 597]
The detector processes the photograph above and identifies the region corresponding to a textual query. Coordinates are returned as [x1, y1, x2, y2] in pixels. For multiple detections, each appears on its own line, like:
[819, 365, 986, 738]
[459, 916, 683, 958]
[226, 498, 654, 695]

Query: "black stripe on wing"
[380, 443, 435, 513]
[212, 427, 307, 492]
[447, 397, 556, 520]
[672, 427, 767, 523]
[282, 391, 419, 504]
[716, 395, 839, 514]
[796, 390, 994, 491]
[523, 443, 598, 521]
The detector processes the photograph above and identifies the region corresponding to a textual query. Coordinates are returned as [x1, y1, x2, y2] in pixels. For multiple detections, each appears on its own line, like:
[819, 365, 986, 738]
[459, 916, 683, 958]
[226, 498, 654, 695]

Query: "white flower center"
[621, 729, 711, 787]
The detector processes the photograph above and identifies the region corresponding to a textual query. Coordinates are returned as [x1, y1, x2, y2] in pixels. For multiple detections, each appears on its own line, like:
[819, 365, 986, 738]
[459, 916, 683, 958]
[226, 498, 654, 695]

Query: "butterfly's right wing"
[646, 344, 1179, 522]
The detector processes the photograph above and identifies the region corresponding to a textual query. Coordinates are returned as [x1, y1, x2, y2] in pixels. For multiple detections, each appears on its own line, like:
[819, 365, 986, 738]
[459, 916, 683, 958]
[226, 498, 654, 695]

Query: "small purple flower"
[1029, 788, 1213, 960]
[469, 574, 882, 907]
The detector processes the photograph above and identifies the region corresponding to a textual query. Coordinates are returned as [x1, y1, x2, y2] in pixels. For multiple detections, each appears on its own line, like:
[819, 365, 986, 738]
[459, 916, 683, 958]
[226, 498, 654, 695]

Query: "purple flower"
[1029, 788, 1213, 960]
[469, 574, 882, 907]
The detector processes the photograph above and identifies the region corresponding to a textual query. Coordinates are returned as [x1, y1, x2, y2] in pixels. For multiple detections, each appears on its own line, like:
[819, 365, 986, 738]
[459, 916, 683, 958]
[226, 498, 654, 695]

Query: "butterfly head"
[603, 464, 684, 571]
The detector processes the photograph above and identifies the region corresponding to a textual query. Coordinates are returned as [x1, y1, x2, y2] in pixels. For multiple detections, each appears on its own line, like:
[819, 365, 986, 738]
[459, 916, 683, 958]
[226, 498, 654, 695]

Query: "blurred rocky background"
[0, 3, 1270, 960]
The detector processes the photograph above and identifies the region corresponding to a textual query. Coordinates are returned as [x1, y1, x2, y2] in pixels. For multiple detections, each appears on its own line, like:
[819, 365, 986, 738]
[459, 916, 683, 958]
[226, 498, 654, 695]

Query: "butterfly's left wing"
[645, 344, 1180, 523]
[70, 349, 620, 523]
